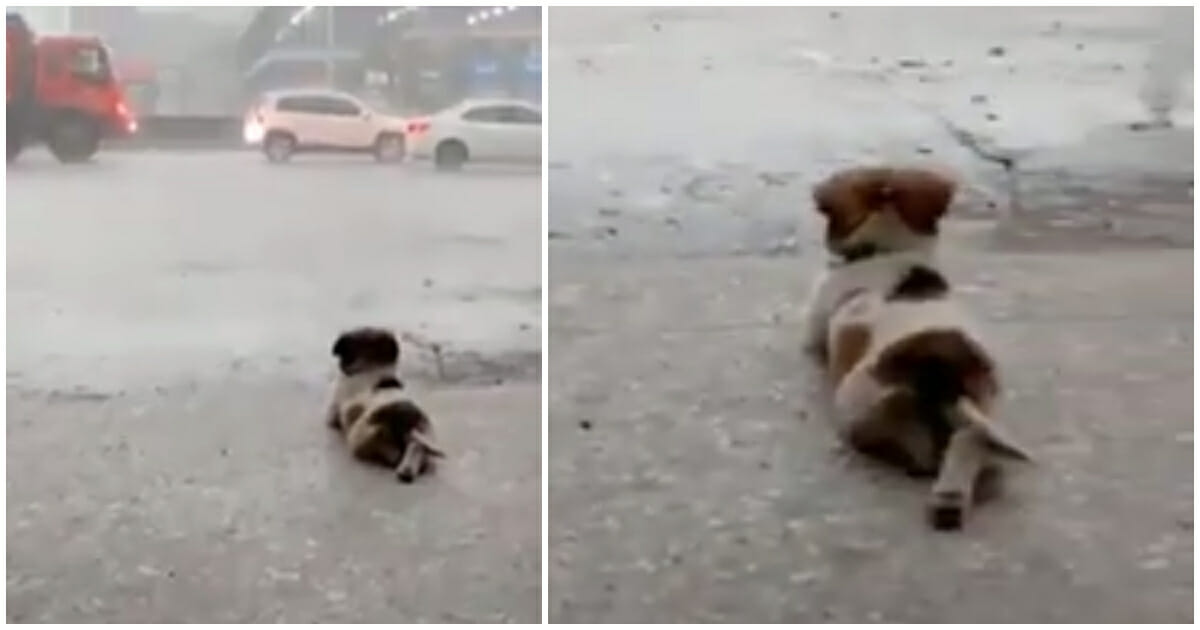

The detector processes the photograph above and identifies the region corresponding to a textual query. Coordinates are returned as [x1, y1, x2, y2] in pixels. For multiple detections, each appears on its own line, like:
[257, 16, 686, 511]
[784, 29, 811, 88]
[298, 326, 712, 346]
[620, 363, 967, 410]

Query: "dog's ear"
[813, 168, 893, 240]
[332, 330, 362, 374]
[361, 330, 400, 366]
[890, 169, 956, 234]
[814, 166, 955, 249]
[332, 332, 354, 361]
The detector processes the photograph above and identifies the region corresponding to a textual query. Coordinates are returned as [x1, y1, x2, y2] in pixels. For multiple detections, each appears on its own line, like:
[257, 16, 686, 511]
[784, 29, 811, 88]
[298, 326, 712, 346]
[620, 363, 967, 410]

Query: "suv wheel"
[264, 132, 296, 163]
[373, 133, 405, 163]
[434, 140, 468, 171]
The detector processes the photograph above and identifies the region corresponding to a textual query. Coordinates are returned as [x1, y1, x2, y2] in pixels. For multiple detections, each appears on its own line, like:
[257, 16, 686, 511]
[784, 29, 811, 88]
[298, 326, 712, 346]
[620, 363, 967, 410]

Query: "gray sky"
[10, 6, 255, 32]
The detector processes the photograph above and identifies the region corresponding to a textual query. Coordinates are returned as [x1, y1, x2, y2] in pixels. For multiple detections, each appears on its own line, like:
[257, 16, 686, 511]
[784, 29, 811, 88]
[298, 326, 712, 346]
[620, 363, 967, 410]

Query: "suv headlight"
[243, 121, 265, 144]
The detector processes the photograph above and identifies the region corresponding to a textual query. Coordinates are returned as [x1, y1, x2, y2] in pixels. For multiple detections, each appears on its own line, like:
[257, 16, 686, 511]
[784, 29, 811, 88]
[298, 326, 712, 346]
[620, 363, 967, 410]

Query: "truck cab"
[7, 11, 137, 163]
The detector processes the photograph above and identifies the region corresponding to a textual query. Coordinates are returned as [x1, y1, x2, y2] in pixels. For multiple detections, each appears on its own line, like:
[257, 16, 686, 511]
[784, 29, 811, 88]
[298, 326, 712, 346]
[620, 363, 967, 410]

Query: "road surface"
[7, 151, 542, 622]
[548, 7, 1192, 623]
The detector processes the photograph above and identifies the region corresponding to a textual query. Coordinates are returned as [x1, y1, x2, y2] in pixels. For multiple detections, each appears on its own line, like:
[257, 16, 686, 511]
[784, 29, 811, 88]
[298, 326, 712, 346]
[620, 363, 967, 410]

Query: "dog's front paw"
[927, 490, 967, 531]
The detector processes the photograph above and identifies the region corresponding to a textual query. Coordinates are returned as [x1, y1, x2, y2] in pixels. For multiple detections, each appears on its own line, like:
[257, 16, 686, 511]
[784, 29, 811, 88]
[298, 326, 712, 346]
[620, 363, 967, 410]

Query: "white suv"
[407, 98, 542, 171]
[244, 89, 411, 163]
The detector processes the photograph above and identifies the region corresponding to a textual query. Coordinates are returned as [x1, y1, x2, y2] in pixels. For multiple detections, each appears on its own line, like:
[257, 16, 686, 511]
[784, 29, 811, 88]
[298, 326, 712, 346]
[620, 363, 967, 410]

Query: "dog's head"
[812, 167, 956, 259]
[332, 327, 400, 375]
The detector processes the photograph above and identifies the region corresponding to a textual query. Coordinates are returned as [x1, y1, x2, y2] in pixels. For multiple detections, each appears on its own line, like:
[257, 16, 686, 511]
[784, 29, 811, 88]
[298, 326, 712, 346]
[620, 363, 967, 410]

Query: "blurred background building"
[8, 6, 540, 116]
[238, 7, 541, 113]
[10, 6, 253, 115]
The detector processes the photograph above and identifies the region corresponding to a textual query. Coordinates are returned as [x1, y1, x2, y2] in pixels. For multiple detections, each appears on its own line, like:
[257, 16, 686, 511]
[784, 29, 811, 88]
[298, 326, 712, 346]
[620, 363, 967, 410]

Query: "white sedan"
[407, 98, 542, 171]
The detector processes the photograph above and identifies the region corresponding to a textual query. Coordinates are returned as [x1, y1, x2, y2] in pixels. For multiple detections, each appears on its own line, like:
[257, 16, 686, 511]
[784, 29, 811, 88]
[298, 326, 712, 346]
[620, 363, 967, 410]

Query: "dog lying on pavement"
[327, 327, 444, 483]
[802, 166, 1031, 530]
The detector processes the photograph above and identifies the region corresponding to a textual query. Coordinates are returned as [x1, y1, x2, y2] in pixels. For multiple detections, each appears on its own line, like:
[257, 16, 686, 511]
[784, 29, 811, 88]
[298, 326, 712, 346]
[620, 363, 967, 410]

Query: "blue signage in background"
[473, 58, 499, 77]
[469, 54, 503, 97]
[522, 48, 541, 102]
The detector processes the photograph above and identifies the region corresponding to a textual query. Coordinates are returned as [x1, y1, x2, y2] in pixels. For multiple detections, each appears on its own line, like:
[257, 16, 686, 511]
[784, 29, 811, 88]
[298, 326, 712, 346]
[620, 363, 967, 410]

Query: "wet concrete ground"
[547, 7, 1193, 623]
[549, 251, 1192, 624]
[547, 7, 1192, 258]
[7, 151, 542, 622]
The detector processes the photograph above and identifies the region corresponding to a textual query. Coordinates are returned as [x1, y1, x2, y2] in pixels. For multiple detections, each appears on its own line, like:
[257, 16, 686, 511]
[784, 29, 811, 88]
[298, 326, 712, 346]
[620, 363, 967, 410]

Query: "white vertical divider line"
[538, 3, 550, 625]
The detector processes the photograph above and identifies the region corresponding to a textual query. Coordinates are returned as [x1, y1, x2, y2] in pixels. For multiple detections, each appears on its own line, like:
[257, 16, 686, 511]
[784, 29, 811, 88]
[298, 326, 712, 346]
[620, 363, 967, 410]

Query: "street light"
[466, 6, 521, 26]
[289, 5, 314, 27]
[286, 6, 334, 86]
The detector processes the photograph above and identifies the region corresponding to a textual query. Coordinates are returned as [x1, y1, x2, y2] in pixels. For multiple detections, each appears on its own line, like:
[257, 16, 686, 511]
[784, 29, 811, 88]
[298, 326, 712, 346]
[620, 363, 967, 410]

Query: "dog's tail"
[368, 399, 446, 458]
[874, 329, 1032, 461]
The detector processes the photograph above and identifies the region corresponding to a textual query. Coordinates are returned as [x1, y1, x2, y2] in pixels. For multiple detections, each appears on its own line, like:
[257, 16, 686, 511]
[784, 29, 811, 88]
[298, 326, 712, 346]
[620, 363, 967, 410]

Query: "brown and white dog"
[327, 327, 444, 483]
[802, 166, 1031, 530]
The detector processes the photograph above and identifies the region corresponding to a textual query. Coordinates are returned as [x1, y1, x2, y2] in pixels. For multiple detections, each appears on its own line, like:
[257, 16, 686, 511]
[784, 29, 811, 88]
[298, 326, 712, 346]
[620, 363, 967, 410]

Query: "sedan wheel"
[434, 140, 468, 171]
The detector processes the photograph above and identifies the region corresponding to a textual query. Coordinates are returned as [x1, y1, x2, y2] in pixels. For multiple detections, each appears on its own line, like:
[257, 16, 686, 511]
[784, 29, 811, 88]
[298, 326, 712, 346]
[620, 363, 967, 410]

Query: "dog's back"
[361, 388, 432, 449]
[831, 265, 994, 412]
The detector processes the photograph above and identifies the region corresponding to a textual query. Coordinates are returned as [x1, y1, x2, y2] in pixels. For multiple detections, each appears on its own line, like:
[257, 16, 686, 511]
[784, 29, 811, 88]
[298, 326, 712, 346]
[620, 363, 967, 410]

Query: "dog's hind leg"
[951, 398, 1033, 462]
[927, 425, 989, 530]
[845, 388, 940, 477]
[346, 417, 389, 464]
[801, 279, 834, 363]
[395, 440, 425, 484]
[326, 401, 342, 430]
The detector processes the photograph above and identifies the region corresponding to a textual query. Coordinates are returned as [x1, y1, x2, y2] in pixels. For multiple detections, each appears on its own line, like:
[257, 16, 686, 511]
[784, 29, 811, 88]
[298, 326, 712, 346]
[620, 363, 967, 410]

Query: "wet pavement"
[547, 7, 1192, 258]
[7, 151, 542, 622]
[547, 7, 1193, 623]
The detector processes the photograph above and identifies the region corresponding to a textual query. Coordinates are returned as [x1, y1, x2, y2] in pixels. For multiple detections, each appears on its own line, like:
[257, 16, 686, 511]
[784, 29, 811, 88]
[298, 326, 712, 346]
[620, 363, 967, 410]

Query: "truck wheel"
[263, 131, 296, 163]
[434, 140, 468, 171]
[47, 116, 100, 163]
[373, 133, 405, 163]
[7, 128, 22, 163]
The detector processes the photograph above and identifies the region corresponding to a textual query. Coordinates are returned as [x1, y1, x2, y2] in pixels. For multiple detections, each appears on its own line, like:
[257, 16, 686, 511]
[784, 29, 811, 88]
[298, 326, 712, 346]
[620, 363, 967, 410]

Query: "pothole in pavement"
[405, 348, 542, 386]
[449, 286, 542, 303]
[397, 331, 541, 386]
[988, 169, 1193, 252]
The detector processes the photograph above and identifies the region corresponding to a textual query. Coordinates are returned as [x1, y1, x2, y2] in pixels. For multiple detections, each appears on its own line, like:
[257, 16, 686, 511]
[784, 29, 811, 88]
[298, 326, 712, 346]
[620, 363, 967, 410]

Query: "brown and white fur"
[327, 327, 444, 483]
[802, 166, 1031, 530]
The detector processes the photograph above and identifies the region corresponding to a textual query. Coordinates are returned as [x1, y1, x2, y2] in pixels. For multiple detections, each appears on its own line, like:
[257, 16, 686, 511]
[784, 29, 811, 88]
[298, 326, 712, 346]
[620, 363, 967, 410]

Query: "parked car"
[406, 98, 541, 171]
[243, 89, 410, 163]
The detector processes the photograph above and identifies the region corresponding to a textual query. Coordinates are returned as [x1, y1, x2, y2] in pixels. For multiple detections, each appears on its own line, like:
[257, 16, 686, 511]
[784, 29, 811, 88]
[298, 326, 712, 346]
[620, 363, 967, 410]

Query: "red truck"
[7, 12, 137, 163]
